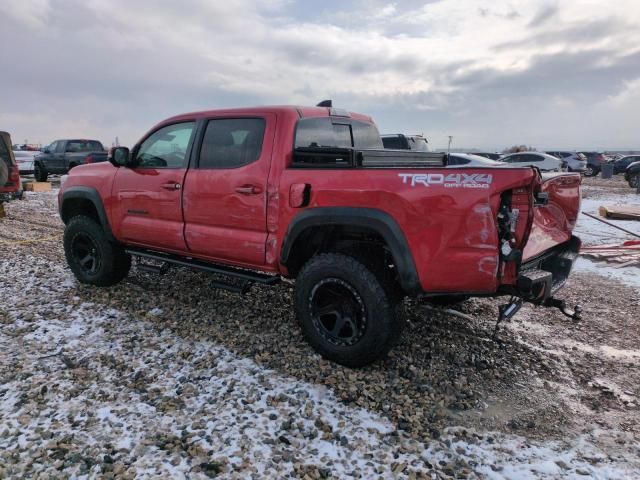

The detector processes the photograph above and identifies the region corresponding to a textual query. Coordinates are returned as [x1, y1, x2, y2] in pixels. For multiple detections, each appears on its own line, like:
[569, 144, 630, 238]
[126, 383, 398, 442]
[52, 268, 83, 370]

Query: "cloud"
[1, 0, 639, 149]
[528, 3, 558, 27]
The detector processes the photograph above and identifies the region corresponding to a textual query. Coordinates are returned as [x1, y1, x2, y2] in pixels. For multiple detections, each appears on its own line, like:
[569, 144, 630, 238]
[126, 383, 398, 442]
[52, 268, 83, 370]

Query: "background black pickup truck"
[34, 139, 107, 181]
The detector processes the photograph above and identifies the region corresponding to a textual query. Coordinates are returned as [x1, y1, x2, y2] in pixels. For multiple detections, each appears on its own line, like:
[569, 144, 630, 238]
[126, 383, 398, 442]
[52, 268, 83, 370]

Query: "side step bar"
[125, 248, 281, 286]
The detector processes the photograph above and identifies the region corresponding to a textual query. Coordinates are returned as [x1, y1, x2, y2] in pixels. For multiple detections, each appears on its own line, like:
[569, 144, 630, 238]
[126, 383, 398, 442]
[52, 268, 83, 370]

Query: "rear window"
[66, 140, 104, 152]
[295, 118, 382, 150]
[381, 136, 407, 149]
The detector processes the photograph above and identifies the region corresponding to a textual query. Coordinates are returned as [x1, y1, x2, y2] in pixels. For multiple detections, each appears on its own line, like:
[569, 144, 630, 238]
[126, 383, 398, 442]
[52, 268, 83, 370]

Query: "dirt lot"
[1, 176, 639, 479]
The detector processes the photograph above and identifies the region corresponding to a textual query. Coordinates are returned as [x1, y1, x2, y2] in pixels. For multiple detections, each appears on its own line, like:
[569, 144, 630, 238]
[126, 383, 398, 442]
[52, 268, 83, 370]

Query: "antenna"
[448, 135, 453, 154]
[316, 100, 332, 107]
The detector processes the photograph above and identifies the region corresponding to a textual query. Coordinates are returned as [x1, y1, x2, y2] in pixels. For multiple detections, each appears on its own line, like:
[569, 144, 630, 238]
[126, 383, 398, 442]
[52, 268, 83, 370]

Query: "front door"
[182, 115, 274, 267]
[49, 141, 65, 172]
[110, 121, 196, 252]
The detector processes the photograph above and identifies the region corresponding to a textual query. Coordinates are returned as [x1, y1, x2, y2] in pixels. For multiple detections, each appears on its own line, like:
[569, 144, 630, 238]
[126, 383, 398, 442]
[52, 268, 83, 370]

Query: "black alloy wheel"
[70, 232, 101, 276]
[309, 278, 367, 347]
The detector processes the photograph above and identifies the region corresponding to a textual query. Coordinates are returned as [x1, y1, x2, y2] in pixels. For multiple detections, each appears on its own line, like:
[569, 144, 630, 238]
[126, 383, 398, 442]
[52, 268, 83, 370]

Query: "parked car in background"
[1, 131, 22, 201]
[447, 153, 504, 167]
[381, 134, 430, 151]
[13, 150, 37, 175]
[613, 155, 640, 175]
[471, 152, 502, 160]
[607, 153, 625, 162]
[13, 143, 41, 151]
[545, 151, 587, 173]
[624, 161, 640, 188]
[34, 139, 107, 182]
[578, 152, 608, 177]
[501, 152, 565, 171]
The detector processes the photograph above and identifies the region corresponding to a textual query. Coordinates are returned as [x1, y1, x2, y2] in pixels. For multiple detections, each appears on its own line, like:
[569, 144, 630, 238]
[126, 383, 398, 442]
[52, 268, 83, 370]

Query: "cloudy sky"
[1, 0, 639, 150]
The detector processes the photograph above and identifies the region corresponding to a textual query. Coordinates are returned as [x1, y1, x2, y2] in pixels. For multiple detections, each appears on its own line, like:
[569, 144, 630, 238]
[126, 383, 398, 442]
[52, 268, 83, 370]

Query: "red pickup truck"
[58, 105, 582, 367]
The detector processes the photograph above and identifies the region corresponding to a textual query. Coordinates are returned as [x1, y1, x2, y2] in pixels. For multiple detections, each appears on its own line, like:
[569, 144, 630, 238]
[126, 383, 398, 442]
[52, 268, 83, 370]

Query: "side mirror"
[42, 148, 50, 154]
[109, 146, 131, 167]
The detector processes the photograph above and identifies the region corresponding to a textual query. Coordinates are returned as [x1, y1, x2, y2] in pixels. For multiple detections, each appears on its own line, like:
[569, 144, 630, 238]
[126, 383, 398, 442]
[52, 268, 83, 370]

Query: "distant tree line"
[501, 145, 537, 154]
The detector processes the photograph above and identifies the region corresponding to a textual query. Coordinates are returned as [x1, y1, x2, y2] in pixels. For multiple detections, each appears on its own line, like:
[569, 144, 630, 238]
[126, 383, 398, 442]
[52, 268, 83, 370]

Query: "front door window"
[136, 122, 195, 169]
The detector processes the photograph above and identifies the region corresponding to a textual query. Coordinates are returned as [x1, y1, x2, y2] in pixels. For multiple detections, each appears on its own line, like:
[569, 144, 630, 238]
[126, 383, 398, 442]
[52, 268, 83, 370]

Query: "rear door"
[110, 121, 196, 252]
[182, 115, 275, 267]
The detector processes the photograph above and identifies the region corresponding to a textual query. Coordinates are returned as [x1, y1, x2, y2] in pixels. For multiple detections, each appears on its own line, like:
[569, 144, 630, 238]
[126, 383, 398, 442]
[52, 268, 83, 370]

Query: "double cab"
[58, 105, 582, 367]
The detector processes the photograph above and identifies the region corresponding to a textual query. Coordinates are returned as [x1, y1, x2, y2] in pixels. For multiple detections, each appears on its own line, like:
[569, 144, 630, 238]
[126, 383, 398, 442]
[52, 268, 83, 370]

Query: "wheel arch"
[280, 207, 420, 294]
[59, 186, 115, 241]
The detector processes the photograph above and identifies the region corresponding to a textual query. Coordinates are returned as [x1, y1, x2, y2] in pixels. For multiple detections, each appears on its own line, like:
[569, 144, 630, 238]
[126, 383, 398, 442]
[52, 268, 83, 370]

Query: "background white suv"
[500, 152, 565, 171]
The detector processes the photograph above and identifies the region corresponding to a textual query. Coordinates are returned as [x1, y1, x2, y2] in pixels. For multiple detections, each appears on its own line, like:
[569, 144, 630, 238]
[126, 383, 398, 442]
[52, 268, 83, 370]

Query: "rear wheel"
[34, 163, 48, 182]
[629, 173, 639, 189]
[295, 253, 403, 367]
[64, 216, 131, 286]
[583, 165, 596, 177]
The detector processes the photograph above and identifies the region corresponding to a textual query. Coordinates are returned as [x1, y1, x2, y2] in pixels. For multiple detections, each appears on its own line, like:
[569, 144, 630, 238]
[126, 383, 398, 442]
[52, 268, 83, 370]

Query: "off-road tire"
[64, 215, 131, 286]
[34, 163, 48, 182]
[295, 253, 403, 367]
[629, 173, 639, 189]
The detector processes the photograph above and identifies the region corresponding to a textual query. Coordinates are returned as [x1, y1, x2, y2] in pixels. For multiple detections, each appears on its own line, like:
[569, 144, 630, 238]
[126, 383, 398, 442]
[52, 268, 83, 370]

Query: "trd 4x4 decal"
[398, 172, 493, 189]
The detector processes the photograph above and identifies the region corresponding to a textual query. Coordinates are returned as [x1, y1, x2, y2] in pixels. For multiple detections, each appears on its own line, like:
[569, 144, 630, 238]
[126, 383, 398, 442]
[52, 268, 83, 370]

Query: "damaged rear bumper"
[512, 235, 581, 303]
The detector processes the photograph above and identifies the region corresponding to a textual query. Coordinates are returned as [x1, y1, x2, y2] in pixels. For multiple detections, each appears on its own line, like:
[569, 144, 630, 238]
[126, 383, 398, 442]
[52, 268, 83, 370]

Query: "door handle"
[161, 182, 181, 190]
[235, 185, 262, 195]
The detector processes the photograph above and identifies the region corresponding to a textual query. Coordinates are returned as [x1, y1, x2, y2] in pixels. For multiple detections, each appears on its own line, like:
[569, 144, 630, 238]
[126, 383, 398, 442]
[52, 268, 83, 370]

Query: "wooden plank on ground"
[599, 205, 640, 221]
[23, 182, 52, 192]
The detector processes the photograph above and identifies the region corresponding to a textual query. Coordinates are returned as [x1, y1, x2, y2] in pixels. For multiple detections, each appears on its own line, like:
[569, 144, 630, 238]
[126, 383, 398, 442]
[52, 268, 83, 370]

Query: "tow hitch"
[543, 297, 582, 321]
[494, 296, 523, 338]
[493, 295, 582, 339]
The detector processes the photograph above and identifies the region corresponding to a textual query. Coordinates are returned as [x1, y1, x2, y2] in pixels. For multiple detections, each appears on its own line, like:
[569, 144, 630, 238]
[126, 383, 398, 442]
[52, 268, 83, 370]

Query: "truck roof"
[161, 105, 374, 125]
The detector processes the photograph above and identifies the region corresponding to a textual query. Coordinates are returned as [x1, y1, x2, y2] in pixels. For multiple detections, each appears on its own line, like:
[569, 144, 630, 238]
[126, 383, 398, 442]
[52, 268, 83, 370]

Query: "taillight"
[85, 155, 94, 164]
[9, 165, 20, 185]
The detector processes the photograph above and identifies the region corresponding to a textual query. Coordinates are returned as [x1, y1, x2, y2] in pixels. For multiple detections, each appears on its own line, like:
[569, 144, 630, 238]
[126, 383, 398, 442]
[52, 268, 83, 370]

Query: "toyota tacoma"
[58, 104, 582, 367]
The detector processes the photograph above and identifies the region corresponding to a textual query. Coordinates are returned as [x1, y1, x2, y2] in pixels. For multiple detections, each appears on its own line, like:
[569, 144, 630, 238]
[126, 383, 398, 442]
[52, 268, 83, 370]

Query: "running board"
[125, 248, 281, 285]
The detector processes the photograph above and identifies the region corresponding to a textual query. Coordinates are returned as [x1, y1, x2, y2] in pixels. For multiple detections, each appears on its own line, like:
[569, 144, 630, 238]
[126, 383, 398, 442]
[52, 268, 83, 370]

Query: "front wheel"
[294, 253, 403, 367]
[64, 216, 131, 286]
[629, 173, 639, 189]
[583, 165, 597, 177]
[34, 163, 48, 182]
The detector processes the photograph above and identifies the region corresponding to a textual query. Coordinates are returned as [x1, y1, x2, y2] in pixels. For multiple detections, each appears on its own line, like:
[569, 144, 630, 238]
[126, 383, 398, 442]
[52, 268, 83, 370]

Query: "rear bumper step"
[514, 235, 581, 303]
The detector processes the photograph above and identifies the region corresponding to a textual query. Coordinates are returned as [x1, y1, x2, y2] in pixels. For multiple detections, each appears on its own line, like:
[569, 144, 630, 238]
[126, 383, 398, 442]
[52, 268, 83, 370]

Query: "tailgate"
[522, 172, 581, 261]
[0, 131, 18, 193]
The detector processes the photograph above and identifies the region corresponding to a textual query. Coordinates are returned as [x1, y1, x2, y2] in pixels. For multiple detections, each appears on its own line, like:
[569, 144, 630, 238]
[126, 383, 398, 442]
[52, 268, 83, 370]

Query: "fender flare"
[280, 207, 420, 294]
[59, 186, 115, 241]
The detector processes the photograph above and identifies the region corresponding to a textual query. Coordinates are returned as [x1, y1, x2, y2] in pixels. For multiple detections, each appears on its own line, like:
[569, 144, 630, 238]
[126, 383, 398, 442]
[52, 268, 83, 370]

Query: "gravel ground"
[1, 176, 639, 478]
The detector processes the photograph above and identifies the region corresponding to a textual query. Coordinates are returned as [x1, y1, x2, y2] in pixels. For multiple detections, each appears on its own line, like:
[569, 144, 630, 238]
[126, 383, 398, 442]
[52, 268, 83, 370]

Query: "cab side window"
[199, 118, 266, 169]
[136, 122, 195, 168]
